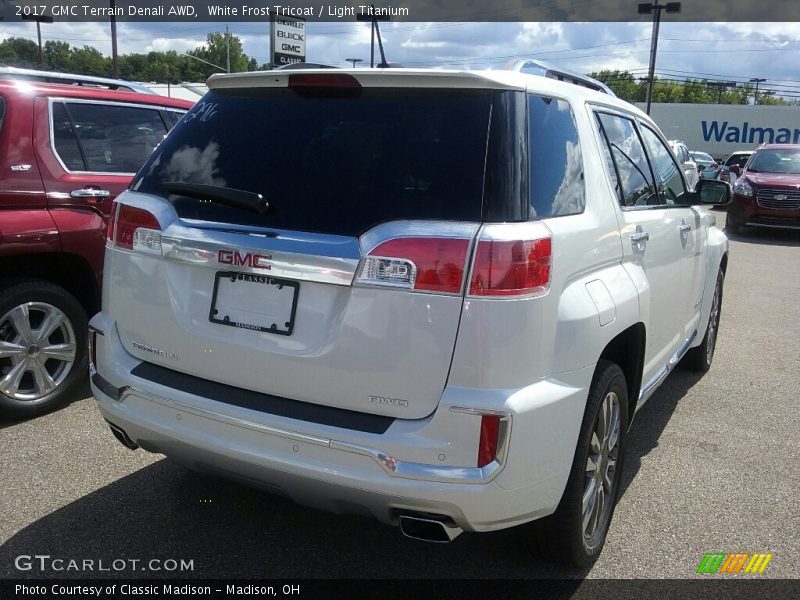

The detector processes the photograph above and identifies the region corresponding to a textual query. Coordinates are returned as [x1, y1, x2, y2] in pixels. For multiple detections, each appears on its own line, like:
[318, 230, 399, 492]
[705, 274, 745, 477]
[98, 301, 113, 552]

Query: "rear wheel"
[531, 360, 628, 566]
[0, 280, 88, 419]
[685, 269, 724, 372]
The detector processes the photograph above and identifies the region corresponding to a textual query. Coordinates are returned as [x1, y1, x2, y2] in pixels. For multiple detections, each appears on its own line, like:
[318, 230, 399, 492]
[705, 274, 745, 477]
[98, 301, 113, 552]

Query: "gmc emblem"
[218, 249, 272, 270]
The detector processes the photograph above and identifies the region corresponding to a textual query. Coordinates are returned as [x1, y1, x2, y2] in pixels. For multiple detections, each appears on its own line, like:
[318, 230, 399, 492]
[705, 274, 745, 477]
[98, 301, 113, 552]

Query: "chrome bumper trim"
[97, 384, 508, 485]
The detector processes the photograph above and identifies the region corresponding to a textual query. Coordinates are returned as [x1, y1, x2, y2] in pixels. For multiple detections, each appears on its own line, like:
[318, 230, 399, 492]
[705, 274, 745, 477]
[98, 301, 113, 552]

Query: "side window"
[528, 95, 585, 218]
[640, 126, 689, 205]
[0, 96, 6, 134]
[51, 102, 86, 171]
[595, 112, 657, 207]
[59, 103, 169, 173]
[166, 110, 187, 127]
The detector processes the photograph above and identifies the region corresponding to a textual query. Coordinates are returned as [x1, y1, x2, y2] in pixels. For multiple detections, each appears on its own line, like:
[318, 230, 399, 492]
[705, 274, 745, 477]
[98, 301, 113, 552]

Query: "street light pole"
[356, 7, 390, 68]
[21, 14, 54, 70]
[749, 78, 766, 105]
[345, 58, 363, 68]
[638, 2, 681, 115]
[110, 0, 119, 78]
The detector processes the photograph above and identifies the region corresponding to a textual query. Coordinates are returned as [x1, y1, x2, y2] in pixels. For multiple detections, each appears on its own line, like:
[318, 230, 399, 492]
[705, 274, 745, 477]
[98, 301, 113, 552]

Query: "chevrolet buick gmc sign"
[271, 15, 306, 66]
[639, 103, 800, 159]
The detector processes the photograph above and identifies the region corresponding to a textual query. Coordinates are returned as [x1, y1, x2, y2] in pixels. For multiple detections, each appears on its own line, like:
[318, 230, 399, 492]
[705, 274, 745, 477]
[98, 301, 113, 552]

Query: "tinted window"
[640, 126, 689, 204]
[52, 103, 86, 171]
[0, 96, 5, 134]
[595, 113, 657, 207]
[528, 95, 584, 218]
[60, 103, 168, 173]
[726, 153, 750, 168]
[166, 110, 187, 127]
[133, 89, 494, 237]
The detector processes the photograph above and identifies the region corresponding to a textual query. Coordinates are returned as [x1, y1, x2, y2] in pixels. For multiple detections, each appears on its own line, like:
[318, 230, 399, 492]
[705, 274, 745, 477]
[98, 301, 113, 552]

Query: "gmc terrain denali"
[90, 66, 731, 565]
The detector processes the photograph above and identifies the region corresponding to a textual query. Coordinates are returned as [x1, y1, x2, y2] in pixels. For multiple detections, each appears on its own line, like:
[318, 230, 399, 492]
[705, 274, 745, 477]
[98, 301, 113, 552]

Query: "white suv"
[90, 67, 731, 566]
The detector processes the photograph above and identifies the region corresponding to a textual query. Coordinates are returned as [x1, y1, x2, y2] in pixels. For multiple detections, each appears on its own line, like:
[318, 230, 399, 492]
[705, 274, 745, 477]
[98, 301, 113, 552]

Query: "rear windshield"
[132, 88, 493, 237]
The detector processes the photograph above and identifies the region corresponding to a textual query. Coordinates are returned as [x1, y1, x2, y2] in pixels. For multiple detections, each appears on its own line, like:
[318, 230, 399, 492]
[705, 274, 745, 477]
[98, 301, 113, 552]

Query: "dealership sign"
[271, 15, 306, 66]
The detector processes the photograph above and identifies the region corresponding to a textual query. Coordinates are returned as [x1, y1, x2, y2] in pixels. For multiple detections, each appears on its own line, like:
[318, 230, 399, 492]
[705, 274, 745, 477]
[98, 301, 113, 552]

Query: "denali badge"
[369, 395, 409, 408]
[218, 249, 272, 270]
[132, 341, 178, 361]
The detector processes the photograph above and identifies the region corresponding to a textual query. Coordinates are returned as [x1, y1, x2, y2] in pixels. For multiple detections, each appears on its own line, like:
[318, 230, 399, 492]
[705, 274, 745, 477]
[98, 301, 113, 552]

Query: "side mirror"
[694, 178, 731, 205]
[729, 164, 741, 177]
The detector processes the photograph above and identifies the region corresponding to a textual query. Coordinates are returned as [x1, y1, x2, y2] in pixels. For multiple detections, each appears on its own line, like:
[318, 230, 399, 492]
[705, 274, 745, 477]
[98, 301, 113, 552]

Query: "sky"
[2, 20, 800, 98]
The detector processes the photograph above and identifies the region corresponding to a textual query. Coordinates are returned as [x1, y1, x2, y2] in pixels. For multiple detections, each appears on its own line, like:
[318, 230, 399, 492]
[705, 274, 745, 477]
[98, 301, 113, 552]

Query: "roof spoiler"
[506, 59, 615, 96]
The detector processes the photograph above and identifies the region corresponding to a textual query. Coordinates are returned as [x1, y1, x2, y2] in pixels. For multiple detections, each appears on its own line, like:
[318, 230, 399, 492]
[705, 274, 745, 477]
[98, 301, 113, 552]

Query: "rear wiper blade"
[164, 182, 269, 215]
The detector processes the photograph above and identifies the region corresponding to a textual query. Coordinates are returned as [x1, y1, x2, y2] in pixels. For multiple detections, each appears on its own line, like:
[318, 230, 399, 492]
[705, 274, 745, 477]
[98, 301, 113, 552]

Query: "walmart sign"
[637, 103, 800, 159]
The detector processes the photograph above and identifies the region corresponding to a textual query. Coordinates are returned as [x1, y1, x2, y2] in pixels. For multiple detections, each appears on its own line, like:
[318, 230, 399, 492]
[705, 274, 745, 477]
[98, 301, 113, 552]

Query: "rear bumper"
[90, 312, 593, 532]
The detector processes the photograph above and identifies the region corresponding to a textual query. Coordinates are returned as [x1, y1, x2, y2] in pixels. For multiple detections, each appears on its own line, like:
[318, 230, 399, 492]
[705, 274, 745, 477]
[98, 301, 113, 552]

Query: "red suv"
[0, 78, 192, 417]
[727, 144, 800, 234]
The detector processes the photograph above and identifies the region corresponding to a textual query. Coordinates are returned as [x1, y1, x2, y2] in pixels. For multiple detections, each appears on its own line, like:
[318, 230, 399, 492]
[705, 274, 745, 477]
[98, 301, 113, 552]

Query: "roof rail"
[0, 67, 155, 94]
[506, 59, 615, 96]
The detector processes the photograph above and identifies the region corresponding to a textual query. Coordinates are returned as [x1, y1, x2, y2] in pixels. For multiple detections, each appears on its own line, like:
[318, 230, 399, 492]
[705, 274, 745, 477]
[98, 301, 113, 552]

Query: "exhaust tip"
[399, 515, 463, 544]
[106, 420, 138, 450]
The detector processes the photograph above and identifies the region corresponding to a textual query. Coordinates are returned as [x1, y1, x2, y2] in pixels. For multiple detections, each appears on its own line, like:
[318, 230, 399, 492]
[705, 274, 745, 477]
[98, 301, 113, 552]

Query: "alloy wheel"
[583, 391, 621, 539]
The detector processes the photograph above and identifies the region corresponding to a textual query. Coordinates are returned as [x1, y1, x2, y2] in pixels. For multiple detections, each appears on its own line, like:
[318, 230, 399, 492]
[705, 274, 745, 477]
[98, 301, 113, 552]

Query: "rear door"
[34, 97, 171, 220]
[109, 85, 507, 419]
[594, 110, 686, 382]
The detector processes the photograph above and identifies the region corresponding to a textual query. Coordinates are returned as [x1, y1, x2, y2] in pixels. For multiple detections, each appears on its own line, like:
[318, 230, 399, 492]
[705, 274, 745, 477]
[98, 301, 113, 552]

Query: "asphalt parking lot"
[1, 213, 798, 580]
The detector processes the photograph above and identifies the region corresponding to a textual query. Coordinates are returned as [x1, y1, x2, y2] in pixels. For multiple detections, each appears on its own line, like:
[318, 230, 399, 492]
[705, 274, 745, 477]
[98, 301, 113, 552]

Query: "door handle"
[71, 188, 110, 199]
[631, 232, 650, 243]
[678, 224, 691, 233]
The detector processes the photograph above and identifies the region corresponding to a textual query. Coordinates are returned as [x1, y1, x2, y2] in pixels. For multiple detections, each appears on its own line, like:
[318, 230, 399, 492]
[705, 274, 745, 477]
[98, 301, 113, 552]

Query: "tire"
[531, 360, 629, 567]
[685, 270, 724, 372]
[0, 280, 88, 419]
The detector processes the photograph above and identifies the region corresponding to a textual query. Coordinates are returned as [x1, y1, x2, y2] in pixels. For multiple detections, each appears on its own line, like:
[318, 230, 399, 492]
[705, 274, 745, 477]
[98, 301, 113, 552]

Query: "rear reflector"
[114, 204, 162, 252]
[469, 237, 551, 297]
[358, 237, 470, 294]
[477, 415, 501, 468]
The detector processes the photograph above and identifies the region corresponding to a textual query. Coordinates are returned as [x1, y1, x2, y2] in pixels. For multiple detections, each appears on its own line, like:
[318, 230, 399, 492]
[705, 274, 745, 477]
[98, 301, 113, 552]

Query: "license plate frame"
[209, 271, 299, 336]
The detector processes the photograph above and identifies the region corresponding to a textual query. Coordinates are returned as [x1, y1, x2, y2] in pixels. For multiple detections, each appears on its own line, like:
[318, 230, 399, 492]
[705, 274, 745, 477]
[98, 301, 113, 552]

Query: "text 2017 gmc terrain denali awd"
[90, 65, 731, 565]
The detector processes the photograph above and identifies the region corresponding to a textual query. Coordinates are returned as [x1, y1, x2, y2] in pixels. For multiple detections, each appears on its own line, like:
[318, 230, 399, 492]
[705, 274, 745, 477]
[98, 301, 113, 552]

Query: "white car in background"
[668, 139, 700, 189]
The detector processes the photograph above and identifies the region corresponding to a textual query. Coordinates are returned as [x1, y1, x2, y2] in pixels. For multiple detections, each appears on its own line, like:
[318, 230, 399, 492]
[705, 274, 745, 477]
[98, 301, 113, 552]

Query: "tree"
[44, 40, 72, 72]
[0, 37, 40, 68]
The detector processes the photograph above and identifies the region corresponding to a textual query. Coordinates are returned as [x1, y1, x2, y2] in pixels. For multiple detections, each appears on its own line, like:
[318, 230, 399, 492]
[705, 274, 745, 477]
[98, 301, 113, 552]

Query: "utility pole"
[706, 81, 737, 104]
[749, 77, 766, 104]
[110, 0, 119, 78]
[21, 14, 54, 70]
[638, 2, 681, 114]
[356, 6, 390, 68]
[345, 58, 363, 68]
[225, 25, 231, 73]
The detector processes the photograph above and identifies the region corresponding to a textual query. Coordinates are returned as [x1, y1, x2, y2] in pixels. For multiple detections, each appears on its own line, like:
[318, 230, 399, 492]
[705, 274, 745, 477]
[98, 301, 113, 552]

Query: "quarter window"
[51, 102, 169, 173]
[528, 95, 585, 218]
[595, 112, 657, 208]
[640, 126, 689, 205]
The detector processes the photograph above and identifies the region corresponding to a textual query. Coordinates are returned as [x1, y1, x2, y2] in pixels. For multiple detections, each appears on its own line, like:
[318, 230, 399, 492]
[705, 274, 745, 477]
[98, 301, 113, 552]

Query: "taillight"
[477, 415, 501, 468]
[358, 237, 470, 294]
[114, 204, 162, 254]
[469, 237, 551, 297]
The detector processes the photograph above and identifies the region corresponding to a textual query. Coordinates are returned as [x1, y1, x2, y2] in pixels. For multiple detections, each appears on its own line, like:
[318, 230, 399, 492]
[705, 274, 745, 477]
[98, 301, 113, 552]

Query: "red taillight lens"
[106, 202, 117, 244]
[114, 204, 161, 251]
[469, 238, 552, 297]
[359, 237, 470, 294]
[477, 415, 501, 468]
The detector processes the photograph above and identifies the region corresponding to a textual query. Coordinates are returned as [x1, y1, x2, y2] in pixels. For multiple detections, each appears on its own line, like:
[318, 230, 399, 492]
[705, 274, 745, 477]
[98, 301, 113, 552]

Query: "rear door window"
[132, 88, 495, 237]
[0, 96, 6, 134]
[51, 101, 169, 174]
[595, 112, 657, 208]
[528, 95, 584, 218]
